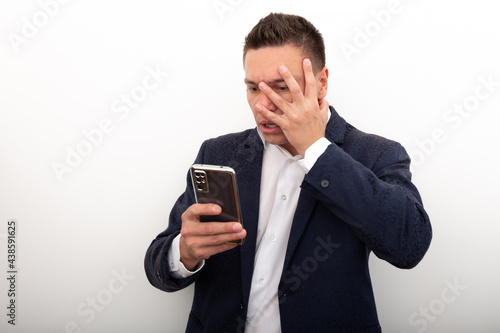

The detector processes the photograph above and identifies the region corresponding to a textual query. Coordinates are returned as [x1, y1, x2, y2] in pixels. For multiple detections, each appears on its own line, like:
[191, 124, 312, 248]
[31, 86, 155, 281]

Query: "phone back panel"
[190, 165, 242, 224]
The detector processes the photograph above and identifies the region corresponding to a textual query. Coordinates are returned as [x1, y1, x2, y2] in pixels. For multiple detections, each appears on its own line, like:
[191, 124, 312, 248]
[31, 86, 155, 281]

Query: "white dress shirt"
[168, 122, 331, 332]
[245, 139, 305, 332]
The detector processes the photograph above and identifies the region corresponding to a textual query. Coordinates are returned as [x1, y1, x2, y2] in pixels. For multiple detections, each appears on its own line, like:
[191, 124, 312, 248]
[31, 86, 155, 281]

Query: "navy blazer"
[145, 107, 432, 332]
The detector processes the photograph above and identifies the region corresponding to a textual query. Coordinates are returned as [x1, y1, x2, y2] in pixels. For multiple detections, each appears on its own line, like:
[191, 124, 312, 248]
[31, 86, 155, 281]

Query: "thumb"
[318, 98, 329, 122]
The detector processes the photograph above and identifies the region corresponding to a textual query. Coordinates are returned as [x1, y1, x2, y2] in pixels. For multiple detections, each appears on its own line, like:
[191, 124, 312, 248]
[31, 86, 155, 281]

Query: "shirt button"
[170, 262, 175, 269]
[321, 179, 329, 188]
[259, 278, 265, 284]
[281, 194, 287, 200]
[246, 317, 250, 323]
[270, 235, 276, 242]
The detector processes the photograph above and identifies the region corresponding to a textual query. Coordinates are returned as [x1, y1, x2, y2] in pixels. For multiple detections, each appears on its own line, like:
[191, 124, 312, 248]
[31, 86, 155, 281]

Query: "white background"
[1, 0, 499, 332]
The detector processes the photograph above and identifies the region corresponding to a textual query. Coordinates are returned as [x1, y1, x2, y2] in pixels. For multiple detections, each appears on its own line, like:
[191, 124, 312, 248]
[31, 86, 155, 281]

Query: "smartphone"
[190, 164, 244, 245]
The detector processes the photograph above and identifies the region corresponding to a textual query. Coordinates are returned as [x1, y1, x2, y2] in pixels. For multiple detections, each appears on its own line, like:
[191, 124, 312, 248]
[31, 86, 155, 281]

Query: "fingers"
[256, 58, 316, 114]
[181, 219, 244, 240]
[302, 58, 318, 100]
[181, 226, 245, 251]
[179, 204, 246, 268]
[182, 203, 221, 222]
[319, 98, 330, 121]
[180, 237, 239, 271]
[181, 204, 243, 237]
[180, 223, 246, 269]
[257, 81, 288, 116]
[257, 66, 302, 110]
[255, 102, 280, 124]
[277, 64, 303, 102]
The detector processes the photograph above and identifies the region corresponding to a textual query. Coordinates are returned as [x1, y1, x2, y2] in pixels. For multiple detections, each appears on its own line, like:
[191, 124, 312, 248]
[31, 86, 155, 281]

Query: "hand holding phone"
[190, 164, 244, 245]
[178, 164, 245, 270]
[179, 204, 245, 270]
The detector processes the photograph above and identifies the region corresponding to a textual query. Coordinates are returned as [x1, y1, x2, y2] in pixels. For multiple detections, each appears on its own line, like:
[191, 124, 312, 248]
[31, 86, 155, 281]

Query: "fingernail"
[304, 58, 311, 66]
[233, 223, 242, 231]
[258, 82, 267, 91]
[255, 104, 262, 112]
[279, 65, 287, 73]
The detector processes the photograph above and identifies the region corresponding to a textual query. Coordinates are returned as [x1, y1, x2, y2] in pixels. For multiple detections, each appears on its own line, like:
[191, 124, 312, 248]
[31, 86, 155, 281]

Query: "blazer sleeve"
[301, 139, 432, 269]
[144, 143, 208, 292]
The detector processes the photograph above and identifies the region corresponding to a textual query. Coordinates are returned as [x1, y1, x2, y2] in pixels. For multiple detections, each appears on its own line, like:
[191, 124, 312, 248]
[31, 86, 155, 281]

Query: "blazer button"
[321, 179, 329, 188]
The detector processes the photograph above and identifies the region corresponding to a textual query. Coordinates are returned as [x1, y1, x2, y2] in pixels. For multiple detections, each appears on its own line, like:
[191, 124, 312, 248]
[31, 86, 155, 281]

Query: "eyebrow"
[244, 76, 302, 85]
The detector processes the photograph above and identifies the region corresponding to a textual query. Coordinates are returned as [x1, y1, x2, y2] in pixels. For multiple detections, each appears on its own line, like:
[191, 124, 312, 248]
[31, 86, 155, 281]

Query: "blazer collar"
[325, 106, 347, 145]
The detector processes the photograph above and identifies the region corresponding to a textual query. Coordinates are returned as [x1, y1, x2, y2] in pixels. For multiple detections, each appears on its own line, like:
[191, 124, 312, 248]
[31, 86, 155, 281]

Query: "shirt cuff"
[299, 137, 331, 172]
[168, 234, 205, 279]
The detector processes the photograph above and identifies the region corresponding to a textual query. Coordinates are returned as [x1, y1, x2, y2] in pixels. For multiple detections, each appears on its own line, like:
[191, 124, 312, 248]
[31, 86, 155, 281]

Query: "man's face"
[243, 44, 328, 154]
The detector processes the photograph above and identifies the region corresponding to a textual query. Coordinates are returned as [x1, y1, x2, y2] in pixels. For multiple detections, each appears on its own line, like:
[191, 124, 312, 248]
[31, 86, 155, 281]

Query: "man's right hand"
[179, 203, 246, 271]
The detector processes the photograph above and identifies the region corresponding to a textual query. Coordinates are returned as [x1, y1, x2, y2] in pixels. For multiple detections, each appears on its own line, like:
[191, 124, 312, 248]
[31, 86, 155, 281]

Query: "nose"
[258, 92, 277, 112]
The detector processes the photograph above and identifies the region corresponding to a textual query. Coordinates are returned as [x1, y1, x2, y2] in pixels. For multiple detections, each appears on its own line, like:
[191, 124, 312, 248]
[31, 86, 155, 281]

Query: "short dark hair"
[243, 13, 326, 73]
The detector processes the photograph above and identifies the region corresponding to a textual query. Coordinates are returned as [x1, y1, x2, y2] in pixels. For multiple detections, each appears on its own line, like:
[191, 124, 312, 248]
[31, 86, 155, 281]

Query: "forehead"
[244, 44, 305, 82]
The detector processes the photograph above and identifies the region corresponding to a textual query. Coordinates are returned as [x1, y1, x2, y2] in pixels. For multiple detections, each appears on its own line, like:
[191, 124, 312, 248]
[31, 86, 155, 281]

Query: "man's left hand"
[255, 58, 329, 157]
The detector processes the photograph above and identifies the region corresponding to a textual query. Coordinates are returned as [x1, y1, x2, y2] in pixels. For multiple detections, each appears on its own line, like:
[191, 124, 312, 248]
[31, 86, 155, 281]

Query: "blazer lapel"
[235, 129, 264, 309]
[282, 191, 318, 271]
[282, 106, 347, 273]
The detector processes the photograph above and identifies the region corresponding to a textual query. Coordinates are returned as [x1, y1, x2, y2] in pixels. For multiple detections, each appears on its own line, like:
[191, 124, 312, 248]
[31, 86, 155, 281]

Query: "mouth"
[259, 121, 282, 134]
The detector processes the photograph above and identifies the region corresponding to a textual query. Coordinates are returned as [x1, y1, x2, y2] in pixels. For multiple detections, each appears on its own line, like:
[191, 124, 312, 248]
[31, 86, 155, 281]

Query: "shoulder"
[328, 109, 407, 168]
[195, 128, 263, 165]
[344, 123, 398, 150]
[206, 128, 257, 144]
[201, 128, 260, 151]
[328, 108, 400, 153]
[345, 123, 409, 170]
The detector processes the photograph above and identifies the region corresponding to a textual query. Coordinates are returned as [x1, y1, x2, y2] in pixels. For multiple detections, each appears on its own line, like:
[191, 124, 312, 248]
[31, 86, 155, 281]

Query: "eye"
[276, 86, 288, 92]
[247, 87, 259, 93]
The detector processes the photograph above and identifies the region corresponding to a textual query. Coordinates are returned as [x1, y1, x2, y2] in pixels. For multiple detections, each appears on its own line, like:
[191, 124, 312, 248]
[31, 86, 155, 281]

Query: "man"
[145, 13, 432, 333]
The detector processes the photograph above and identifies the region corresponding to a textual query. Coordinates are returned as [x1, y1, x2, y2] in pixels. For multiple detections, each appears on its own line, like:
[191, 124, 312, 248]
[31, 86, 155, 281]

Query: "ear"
[316, 66, 329, 100]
